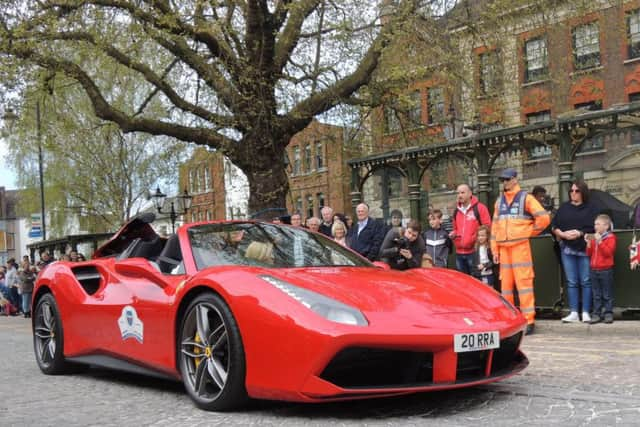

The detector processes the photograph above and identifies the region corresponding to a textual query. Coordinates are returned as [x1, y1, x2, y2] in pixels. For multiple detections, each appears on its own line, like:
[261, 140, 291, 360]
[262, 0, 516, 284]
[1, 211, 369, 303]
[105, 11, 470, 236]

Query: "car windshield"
[188, 222, 370, 270]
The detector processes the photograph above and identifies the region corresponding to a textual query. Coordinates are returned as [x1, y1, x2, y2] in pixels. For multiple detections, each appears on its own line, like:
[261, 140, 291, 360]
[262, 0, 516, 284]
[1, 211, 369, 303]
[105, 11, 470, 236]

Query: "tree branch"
[273, 0, 322, 73]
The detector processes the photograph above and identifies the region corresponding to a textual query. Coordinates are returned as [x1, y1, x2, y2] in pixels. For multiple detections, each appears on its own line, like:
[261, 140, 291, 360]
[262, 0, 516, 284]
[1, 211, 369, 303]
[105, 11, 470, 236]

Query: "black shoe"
[590, 314, 602, 324]
[604, 313, 614, 324]
[23, 312, 31, 318]
[525, 324, 535, 335]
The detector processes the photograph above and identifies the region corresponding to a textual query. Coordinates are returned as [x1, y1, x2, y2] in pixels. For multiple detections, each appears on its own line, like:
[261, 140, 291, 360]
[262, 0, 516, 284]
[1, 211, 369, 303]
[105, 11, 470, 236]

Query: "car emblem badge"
[463, 317, 473, 326]
[118, 305, 144, 343]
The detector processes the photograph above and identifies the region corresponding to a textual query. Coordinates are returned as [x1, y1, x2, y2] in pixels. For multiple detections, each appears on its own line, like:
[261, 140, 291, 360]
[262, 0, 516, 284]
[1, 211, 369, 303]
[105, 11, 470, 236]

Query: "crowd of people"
[278, 168, 639, 335]
[0, 250, 87, 317]
[3, 169, 639, 332]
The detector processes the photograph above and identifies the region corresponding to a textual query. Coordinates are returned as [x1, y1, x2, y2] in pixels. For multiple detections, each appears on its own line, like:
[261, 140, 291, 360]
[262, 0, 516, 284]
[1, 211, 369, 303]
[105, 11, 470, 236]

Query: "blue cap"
[499, 168, 517, 179]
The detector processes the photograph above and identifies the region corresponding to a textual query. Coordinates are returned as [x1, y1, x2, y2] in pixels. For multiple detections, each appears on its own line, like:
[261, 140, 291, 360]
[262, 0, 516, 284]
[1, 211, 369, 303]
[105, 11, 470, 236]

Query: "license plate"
[454, 331, 500, 353]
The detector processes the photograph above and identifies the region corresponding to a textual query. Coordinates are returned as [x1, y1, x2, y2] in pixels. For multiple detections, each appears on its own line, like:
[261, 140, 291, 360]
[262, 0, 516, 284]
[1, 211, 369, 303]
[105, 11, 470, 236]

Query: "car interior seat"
[157, 234, 183, 274]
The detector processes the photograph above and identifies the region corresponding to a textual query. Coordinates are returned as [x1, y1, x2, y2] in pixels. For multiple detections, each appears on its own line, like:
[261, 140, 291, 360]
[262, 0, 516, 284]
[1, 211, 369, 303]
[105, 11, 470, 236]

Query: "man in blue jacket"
[347, 203, 384, 261]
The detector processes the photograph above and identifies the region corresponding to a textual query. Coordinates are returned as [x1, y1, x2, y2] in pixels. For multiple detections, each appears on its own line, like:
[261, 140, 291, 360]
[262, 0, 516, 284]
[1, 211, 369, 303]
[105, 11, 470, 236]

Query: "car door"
[85, 258, 183, 373]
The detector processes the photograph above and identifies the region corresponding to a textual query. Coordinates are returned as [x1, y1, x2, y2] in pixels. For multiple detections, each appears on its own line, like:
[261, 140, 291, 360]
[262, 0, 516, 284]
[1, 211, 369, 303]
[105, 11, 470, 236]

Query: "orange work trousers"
[498, 241, 535, 325]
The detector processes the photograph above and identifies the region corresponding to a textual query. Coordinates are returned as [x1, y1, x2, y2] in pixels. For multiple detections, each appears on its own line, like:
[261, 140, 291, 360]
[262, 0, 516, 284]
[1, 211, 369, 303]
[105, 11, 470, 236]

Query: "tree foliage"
[0, 0, 427, 213]
[8, 73, 188, 235]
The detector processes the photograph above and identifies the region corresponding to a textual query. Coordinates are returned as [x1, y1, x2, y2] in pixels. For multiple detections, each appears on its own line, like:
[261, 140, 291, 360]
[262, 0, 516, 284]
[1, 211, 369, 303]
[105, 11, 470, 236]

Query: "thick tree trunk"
[238, 134, 290, 218]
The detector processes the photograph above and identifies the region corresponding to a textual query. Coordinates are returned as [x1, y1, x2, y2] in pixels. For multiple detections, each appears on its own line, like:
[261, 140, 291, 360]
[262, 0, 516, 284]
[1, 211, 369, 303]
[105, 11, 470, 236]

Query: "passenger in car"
[245, 242, 274, 264]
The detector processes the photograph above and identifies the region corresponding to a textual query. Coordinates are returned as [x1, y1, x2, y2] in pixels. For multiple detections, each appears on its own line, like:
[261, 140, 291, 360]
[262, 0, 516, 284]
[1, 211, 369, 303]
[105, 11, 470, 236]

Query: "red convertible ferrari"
[32, 214, 528, 411]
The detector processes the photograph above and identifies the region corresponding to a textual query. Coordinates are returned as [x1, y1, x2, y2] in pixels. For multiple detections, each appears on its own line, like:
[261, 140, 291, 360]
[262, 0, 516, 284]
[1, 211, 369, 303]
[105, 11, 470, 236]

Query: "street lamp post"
[36, 100, 46, 241]
[2, 104, 46, 241]
[151, 186, 193, 234]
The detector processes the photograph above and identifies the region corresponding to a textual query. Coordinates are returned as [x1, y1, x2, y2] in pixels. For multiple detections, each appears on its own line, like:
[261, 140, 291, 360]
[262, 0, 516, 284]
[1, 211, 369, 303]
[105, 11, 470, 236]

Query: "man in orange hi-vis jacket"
[491, 168, 550, 336]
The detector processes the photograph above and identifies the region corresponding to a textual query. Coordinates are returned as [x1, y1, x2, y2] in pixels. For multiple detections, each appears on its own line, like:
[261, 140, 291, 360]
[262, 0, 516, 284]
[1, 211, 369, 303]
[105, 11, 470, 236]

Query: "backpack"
[453, 203, 482, 230]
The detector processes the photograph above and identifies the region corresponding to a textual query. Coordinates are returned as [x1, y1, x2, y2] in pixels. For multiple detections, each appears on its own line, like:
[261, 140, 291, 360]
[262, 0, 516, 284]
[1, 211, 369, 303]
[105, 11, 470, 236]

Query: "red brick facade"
[180, 148, 226, 222]
[285, 120, 354, 218]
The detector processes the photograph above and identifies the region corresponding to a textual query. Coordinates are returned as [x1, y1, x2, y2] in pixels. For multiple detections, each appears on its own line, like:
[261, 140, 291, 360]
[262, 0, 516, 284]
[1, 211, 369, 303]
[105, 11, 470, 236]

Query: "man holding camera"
[378, 220, 425, 270]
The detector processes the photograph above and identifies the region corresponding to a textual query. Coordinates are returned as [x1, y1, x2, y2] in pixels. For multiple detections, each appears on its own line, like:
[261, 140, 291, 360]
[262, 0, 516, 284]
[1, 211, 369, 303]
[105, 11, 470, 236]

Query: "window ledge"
[476, 93, 500, 100]
[570, 65, 604, 77]
[521, 79, 550, 88]
[576, 148, 606, 157]
[624, 57, 640, 65]
[524, 157, 552, 164]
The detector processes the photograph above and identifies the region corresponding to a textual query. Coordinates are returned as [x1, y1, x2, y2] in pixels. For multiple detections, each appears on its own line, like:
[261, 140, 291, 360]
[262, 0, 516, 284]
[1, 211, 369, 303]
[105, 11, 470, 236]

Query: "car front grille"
[319, 332, 524, 390]
[319, 347, 434, 388]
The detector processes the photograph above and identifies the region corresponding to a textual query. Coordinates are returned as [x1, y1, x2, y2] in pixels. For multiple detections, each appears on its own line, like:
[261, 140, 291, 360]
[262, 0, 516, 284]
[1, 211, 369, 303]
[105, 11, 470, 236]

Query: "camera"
[542, 195, 555, 212]
[394, 236, 410, 250]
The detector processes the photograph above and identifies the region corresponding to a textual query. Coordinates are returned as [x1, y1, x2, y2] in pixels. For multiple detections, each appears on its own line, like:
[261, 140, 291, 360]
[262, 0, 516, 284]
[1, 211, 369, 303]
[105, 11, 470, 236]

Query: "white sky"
[0, 139, 17, 190]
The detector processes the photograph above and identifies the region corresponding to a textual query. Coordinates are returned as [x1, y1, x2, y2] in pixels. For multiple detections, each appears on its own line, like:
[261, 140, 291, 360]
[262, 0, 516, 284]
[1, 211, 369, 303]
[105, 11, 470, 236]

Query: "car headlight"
[260, 275, 368, 326]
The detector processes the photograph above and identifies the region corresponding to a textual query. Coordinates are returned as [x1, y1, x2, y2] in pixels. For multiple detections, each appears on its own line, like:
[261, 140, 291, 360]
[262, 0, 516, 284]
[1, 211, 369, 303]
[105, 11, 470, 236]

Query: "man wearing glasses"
[491, 168, 550, 335]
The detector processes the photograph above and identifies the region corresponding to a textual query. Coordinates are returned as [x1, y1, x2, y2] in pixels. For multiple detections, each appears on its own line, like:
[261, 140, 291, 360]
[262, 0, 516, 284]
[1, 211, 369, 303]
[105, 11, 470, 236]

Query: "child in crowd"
[585, 214, 617, 324]
[630, 235, 640, 270]
[472, 225, 494, 286]
[423, 209, 451, 268]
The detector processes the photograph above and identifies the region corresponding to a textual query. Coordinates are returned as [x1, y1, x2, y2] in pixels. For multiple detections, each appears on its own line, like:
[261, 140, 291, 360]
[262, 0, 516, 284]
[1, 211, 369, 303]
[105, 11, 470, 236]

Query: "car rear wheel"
[33, 293, 72, 374]
[178, 293, 248, 411]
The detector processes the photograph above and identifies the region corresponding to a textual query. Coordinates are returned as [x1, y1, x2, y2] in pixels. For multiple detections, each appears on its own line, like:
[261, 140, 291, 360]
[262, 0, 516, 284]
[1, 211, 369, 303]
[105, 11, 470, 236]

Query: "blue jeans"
[21, 292, 32, 314]
[456, 253, 474, 275]
[560, 251, 591, 313]
[591, 269, 614, 316]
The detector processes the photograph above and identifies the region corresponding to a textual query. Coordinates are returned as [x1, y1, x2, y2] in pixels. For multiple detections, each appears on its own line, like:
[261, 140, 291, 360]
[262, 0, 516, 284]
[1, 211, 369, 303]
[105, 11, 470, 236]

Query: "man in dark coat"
[347, 203, 384, 261]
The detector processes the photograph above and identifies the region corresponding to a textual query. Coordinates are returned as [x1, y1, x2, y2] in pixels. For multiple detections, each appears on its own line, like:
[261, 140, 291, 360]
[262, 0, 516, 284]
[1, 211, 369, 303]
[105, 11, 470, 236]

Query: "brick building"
[285, 120, 357, 219]
[355, 0, 640, 221]
[179, 148, 227, 222]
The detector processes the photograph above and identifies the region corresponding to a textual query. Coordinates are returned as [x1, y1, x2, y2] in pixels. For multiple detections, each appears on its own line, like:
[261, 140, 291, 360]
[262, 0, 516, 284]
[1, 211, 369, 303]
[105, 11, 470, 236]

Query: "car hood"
[270, 266, 499, 317]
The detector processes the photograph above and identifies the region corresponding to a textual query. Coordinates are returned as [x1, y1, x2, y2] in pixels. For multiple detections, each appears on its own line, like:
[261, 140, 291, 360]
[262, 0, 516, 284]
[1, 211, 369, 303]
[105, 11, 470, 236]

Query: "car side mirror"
[372, 261, 391, 270]
[115, 258, 169, 288]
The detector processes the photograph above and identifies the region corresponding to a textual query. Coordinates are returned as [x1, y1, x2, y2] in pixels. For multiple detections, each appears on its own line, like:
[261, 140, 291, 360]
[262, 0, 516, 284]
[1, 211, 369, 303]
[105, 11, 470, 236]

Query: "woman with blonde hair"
[331, 220, 348, 246]
[245, 242, 274, 264]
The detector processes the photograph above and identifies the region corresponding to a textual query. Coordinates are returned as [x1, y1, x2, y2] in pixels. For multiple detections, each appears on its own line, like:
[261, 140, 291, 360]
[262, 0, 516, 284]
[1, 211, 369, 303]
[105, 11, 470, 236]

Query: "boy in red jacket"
[585, 214, 617, 324]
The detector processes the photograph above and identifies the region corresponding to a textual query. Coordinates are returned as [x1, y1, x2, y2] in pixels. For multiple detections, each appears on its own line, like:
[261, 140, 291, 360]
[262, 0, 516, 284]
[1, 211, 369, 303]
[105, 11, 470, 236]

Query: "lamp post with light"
[151, 186, 193, 234]
[2, 104, 47, 241]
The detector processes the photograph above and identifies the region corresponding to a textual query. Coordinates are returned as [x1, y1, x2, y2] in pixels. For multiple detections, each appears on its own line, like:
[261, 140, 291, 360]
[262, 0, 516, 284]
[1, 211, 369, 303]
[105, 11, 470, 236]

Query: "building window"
[292, 146, 301, 175]
[479, 50, 500, 95]
[304, 144, 312, 172]
[524, 37, 548, 82]
[574, 100, 602, 111]
[631, 129, 640, 145]
[189, 170, 196, 194]
[317, 193, 325, 210]
[191, 212, 197, 222]
[204, 167, 211, 191]
[315, 142, 324, 169]
[206, 210, 212, 221]
[628, 9, 640, 59]
[384, 103, 400, 133]
[526, 110, 551, 124]
[578, 135, 604, 153]
[629, 92, 640, 102]
[295, 197, 303, 213]
[427, 87, 444, 124]
[306, 195, 314, 218]
[197, 168, 204, 193]
[573, 22, 600, 70]
[407, 90, 422, 127]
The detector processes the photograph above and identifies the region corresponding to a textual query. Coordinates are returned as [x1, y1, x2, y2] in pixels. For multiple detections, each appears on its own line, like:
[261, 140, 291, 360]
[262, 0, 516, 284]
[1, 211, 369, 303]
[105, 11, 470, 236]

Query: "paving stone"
[1, 317, 639, 426]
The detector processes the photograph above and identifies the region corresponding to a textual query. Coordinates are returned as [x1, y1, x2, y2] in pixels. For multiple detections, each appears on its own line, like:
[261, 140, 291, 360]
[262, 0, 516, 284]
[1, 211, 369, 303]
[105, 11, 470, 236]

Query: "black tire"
[33, 293, 73, 374]
[178, 293, 248, 411]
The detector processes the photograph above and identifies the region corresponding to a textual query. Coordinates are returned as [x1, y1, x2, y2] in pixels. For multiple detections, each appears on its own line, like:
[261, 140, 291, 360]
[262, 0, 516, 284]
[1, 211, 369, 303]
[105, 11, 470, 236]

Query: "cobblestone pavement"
[1, 317, 639, 426]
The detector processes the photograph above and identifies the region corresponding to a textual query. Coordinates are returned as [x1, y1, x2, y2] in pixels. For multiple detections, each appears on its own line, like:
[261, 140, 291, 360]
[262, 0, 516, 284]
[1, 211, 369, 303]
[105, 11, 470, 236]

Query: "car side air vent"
[72, 266, 102, 295]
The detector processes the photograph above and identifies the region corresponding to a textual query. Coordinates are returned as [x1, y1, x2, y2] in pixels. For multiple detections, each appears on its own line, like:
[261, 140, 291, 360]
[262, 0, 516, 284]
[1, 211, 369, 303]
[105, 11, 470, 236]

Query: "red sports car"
[32, 214, 528, 411]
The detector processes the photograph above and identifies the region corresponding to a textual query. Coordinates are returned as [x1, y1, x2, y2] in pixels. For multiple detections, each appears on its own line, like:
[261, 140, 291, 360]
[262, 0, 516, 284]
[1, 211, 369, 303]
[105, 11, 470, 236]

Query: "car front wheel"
[178, 293, 248, 411]
[33, 293, 72, 374]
